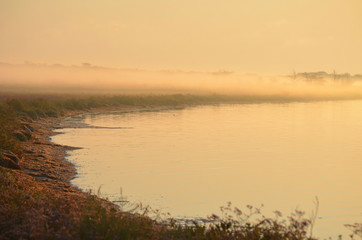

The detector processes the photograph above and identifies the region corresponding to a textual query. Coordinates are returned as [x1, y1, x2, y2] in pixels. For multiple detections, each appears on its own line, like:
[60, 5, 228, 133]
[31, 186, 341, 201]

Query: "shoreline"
[21, 106, 145, 197]
[1, 102, 197, 239]
[19, 104, 188, 210]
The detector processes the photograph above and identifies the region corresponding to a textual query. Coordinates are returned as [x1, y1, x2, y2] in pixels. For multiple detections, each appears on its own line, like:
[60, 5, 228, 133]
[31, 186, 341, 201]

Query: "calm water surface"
[51, 101, 362, 238]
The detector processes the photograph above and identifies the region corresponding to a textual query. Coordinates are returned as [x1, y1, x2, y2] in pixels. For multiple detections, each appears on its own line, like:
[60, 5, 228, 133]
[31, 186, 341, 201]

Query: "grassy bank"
[0, 94, 361, 239]
[0, 93, 306, 155]
[0, 163, 322, 239]
[0, 164, 318, 239]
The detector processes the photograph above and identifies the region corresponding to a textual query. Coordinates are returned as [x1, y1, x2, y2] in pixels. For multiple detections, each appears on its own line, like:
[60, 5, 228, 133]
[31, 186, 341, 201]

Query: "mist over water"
[1, 62, 362, 99]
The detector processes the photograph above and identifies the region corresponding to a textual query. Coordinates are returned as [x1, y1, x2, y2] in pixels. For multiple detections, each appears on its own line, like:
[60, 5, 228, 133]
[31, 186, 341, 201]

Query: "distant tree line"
[290, 70, 362, 84]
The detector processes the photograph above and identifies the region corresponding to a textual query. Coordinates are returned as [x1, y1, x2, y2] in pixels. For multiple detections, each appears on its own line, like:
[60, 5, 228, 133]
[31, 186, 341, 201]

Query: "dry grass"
[0, 167, 319, 239]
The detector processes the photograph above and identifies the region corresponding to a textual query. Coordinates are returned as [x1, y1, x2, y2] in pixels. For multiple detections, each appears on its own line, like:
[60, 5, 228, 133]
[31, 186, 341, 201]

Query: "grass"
[0, 167, 80, 239]
[0, 94, 361, 239]
[0, 165, 319, 239]
[0, 101, 20, 154]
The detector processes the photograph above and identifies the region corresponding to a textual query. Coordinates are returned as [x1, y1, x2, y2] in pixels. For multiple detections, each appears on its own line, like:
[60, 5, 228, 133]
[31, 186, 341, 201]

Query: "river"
[51, 100, 362, 239]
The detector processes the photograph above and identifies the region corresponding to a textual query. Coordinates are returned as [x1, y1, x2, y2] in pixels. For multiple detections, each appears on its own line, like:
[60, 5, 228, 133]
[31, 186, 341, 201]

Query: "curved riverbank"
[1, 95, 359, 239]
[0, 105, 170, 239]
[51, 101, 362, 239]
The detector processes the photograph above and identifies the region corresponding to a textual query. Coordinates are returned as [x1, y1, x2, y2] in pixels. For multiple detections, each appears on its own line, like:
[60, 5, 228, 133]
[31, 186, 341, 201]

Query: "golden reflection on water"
[52, 100, 362, 238]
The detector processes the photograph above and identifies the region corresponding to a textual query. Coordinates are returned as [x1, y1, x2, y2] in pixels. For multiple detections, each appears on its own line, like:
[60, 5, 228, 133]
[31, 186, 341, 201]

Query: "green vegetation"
[0, 94, 361, 239]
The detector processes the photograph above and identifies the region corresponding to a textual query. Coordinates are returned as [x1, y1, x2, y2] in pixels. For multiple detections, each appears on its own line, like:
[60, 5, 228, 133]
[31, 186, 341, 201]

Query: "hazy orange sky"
[0, 0, 361, 74]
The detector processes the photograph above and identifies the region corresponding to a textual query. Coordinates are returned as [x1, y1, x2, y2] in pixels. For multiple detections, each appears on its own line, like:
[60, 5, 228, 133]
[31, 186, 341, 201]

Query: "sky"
[0, 0, 362, 74]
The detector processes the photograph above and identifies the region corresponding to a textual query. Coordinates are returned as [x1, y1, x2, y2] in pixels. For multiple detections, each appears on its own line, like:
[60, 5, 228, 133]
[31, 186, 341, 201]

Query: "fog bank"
[1, 62, 362, 100]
